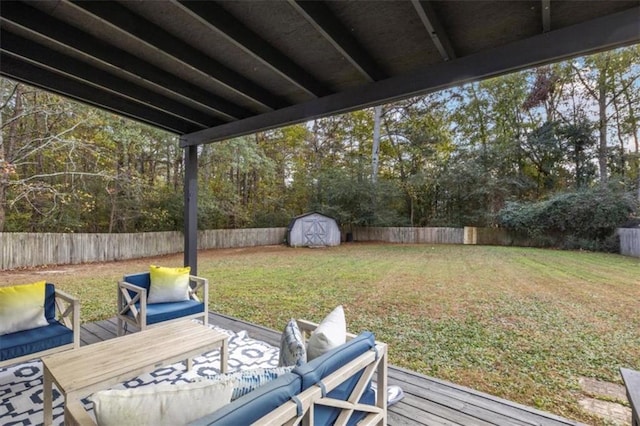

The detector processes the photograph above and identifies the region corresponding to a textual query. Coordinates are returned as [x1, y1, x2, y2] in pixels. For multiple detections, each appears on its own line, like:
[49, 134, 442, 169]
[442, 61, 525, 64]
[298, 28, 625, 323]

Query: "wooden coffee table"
[41, 320, 229, 426]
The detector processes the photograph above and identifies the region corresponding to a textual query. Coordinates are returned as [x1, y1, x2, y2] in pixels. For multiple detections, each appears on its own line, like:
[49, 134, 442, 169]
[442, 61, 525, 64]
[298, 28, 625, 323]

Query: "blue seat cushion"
[124, 300, 205, 325]
[0, 321, 73, 361]
[189, 372, 302, 425]
[293, 331, 375, 391]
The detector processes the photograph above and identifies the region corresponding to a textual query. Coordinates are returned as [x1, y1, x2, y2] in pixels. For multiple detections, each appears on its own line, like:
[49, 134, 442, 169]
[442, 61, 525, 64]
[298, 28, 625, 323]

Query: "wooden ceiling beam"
[69, 0, 288, 111]
[177, 0, 332, 98]
[288, 0, 387, 82]
[1, 29, 223, 129]
[542, 0, 552, 32]
[1, 54, 200, 134]
[411, 0, 456, 61]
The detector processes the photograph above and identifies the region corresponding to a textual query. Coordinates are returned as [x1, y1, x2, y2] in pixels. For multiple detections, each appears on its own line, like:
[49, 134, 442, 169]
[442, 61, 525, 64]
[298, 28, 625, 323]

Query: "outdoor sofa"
[191, 319, 388, 425]
[66, 319, 388, 426]
[0, 282, 80, 367]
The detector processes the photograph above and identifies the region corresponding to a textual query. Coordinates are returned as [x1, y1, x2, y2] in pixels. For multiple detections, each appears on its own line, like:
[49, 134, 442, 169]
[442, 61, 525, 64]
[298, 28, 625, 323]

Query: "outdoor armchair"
[116, 271, 209, 336]
[0, 282, 80, 367]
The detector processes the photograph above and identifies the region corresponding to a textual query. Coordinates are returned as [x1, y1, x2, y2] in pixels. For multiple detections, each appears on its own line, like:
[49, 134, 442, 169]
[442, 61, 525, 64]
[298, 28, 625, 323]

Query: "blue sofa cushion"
[125, 300, 205, 325]
[189, 372, 302, 425]
[293, 331, 375, 391]
[123, 272, 151, 298]
[44, 283, 56, 321]
[0, 321, 73, 361]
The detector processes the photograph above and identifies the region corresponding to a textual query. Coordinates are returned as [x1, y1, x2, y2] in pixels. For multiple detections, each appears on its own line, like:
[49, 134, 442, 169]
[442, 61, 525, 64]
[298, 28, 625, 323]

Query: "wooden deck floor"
[82, 313, 585, 426]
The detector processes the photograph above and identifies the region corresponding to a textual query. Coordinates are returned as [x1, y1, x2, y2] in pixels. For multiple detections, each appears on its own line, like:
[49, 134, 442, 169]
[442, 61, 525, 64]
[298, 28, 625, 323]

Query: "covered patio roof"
[1, 0, 639, 271]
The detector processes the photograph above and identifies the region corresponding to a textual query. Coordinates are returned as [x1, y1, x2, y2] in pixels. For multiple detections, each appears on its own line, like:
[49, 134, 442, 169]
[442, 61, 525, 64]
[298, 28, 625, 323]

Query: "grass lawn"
[2, 243, 639, 425]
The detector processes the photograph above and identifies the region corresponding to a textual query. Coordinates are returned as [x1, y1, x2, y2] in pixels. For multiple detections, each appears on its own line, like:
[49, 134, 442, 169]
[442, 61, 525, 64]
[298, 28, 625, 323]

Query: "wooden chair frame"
[0, 288, 80, 368]
[116, 275, 209, 336]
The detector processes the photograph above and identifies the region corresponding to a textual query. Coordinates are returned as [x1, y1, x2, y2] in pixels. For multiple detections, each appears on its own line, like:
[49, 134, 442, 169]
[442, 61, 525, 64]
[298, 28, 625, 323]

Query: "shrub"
[497, 187, 637, 252]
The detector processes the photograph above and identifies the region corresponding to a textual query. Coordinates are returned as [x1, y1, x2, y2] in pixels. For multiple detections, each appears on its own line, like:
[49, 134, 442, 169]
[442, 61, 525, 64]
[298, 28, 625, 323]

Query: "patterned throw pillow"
[147, 265, 191, 304]
[0, 281, 49, 335]
[197, 366, 294, 401]
[278, 319, 306, 367]
[306, 305, 347, 360]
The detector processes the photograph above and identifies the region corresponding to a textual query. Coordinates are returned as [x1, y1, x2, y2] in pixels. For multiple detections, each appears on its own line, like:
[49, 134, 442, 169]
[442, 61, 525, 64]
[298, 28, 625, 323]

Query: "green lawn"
[3, 243, 638, 425]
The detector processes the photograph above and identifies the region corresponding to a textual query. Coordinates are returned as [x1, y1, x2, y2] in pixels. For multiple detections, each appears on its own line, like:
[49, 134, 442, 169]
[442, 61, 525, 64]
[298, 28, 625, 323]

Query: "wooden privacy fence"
[618, 228, 640, 257]
[352, 227, 464, 244]
[3, 226, 638, 269]
[1, 228, 286, 270]
[198, 228, 285, 249]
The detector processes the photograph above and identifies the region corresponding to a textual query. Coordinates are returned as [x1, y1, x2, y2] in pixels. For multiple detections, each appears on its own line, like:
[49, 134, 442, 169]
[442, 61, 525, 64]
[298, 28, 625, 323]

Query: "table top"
[42, 320, 227, 395]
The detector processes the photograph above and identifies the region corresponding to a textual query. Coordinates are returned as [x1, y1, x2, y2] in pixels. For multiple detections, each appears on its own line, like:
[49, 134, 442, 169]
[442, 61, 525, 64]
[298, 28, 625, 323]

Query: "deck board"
[80, 313, 585, 426]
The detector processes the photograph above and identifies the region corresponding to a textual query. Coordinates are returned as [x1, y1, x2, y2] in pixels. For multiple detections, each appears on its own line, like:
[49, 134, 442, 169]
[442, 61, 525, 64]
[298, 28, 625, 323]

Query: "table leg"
[220, 338, 229, 374]
[43, 366, 54, 426]
[187, 357, 194, 371]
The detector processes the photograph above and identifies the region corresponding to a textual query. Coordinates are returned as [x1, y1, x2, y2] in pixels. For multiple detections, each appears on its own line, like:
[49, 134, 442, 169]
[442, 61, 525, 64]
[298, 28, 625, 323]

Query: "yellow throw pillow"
[147, 265, 191, 304]
[0, 281, 49, 335]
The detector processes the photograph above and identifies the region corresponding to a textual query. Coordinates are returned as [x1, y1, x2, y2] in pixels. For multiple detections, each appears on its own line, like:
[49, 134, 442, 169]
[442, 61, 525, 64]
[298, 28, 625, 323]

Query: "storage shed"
[287, 212, 340, 247]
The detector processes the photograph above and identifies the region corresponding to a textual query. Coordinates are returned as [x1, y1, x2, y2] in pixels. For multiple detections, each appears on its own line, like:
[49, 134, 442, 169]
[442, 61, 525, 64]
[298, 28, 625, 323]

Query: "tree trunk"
[597, 65, 609, 183]
[622, 84, 640, 201]
[371, 106, 382, 183]
[598, 80, 608, 183]
[0, 84, 23, 231]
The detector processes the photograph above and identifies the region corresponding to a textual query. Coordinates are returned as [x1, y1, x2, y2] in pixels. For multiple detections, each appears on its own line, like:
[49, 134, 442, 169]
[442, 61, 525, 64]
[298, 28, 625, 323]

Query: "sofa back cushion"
[189, 372, 302, 425]
[0, 281, 49, 335]
[293, 331, 375, 391]
[44, 283, 56, 322]
[123, 272, 151, 296]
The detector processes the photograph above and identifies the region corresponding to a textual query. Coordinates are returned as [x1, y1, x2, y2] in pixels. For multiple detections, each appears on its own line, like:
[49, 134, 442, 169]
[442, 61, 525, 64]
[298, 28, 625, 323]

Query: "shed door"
[303, 218, 328, 246]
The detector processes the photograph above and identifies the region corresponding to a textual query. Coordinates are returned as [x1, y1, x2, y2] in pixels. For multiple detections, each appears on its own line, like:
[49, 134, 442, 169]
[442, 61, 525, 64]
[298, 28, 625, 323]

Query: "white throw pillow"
[306, 305, 346, 360]
[90, 378, 236, 426]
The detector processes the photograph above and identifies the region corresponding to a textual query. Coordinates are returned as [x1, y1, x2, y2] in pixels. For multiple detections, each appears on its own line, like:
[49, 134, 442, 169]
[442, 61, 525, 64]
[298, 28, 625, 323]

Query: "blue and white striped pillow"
[199, 366, 294, 401]
[278, 319, 306, 367]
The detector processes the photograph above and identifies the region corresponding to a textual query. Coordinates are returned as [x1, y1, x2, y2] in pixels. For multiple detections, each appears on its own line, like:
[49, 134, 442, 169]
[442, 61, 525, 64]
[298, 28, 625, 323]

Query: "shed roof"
[1, 1, 638, 146]
[287, 212, 339, 231]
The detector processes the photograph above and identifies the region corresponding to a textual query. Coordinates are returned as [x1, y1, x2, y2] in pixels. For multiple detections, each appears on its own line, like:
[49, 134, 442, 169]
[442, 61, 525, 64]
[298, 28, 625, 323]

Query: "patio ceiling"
[1, 0, 639, 147]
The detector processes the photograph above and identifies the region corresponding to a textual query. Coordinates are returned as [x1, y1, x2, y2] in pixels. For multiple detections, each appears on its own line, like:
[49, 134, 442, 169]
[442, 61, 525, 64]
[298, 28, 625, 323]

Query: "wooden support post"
[184, 143, 198, 274]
